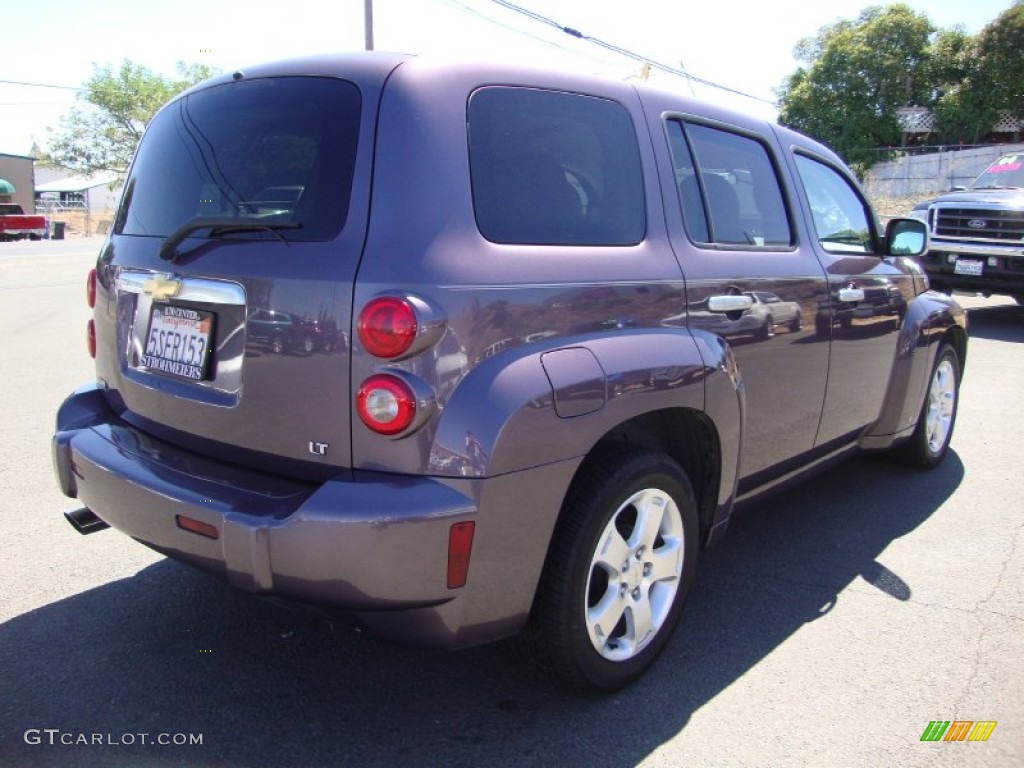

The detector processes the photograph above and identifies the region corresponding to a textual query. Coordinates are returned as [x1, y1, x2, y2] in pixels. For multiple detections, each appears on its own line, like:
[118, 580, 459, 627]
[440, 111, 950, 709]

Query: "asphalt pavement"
[1, 237, 1021, 767]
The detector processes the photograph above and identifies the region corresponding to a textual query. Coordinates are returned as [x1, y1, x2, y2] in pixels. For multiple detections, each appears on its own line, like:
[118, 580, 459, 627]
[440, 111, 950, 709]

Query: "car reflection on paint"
[744, 291, 802, 339]
[246, 309, 343, 354]
[815, 277, 907, 336]
[661, 291, 801, 341]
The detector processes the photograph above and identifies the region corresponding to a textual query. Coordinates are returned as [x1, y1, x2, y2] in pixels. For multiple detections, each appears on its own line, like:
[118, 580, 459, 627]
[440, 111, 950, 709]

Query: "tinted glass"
[669, 121, 791, 248]
[688, 124, 792, 247]
[115, 77, 361, 241]
[468, 87, 645, 246]
[665, 121, 709, 242]
[794, 155, 873, 254]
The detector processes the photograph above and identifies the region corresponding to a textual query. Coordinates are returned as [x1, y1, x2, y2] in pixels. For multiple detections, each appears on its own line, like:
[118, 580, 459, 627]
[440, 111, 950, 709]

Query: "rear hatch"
[95, 58, 399, 477]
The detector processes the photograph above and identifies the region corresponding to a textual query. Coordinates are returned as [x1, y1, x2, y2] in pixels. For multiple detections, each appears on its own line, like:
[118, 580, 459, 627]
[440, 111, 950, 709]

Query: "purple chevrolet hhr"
[53, 53, 966, 691]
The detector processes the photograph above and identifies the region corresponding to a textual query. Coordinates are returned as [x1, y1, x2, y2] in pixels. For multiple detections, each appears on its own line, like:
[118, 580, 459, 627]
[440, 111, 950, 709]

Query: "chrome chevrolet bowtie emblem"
[142, 276, 182, 301]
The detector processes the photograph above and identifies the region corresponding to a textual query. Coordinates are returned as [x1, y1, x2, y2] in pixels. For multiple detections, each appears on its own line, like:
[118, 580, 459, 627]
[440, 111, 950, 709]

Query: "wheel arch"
[862, 291, 967, 449]
[581, 408, 723, 548]
[943, 322, 967, 376]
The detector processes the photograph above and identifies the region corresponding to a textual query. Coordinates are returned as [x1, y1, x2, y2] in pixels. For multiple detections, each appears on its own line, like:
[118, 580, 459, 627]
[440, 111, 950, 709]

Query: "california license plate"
[953, 258, 984, 276]
[142, 306, 215, 381]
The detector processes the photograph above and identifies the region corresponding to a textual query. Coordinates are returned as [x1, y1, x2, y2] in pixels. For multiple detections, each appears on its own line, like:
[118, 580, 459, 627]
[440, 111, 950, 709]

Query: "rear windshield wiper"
[159, 217, 301, 262]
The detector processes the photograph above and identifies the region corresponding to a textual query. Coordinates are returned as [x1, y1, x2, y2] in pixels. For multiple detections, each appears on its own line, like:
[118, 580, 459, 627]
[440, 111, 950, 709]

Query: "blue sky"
[0, 0, 1012, 157]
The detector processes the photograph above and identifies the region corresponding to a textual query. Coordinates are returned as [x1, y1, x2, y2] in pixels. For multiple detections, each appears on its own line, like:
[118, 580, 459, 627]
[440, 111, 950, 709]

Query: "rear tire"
[526, 449, 699, 692]
[894, 342, 960, 468]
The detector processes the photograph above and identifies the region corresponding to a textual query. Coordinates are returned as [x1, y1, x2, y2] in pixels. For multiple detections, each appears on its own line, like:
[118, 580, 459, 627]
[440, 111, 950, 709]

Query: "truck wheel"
[528, 450, 699, 691]
[895, 342, 960, 468]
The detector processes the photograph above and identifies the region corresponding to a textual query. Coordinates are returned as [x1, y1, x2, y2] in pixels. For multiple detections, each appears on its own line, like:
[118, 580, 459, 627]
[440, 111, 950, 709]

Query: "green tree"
[929, 4, 1024, 145]
[44, 60, 215, 177]
[970, 2, 1024, 130]
[778, 4, 936, 171]
[929, 26, 991, 144]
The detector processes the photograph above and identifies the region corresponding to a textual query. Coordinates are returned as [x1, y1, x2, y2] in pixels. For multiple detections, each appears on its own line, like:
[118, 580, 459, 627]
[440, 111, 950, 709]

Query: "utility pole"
[364, 0, 374, 51]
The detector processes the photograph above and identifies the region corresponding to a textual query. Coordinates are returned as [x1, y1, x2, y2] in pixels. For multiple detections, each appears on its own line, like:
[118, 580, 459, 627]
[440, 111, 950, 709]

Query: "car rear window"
[468, 87, 645, 246]
[114, 76, 361, 242]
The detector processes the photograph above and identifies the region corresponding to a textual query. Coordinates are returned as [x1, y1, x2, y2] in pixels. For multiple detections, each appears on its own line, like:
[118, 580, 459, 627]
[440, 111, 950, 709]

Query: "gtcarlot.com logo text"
[24, 729, 203, 747]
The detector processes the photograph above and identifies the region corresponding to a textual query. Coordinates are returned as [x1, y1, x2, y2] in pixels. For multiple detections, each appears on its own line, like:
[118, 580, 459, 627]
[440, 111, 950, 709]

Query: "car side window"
[666, 119, 792, 248]
[468, 87, 645, 246]
[794, 154, 874, 254]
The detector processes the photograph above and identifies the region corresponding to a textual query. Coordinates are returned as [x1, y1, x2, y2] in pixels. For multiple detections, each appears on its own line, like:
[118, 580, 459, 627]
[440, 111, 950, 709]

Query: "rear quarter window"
[115, 76, 361, 242]
[468, 87, 645, 246]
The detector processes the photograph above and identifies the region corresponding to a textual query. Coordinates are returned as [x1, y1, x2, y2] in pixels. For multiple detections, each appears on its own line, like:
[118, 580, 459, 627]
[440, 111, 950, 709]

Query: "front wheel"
[526, 450, 699, 691]
[894, 342, 961, 468]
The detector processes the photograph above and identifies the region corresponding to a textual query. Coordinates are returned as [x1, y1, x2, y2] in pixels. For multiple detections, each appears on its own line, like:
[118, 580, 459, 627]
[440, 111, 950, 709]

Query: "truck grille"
[934, 206, 1024, 244]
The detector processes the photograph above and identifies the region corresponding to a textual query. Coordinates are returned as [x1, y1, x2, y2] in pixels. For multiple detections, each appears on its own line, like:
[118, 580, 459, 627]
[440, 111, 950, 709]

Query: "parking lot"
[1, 237, 1021, 767]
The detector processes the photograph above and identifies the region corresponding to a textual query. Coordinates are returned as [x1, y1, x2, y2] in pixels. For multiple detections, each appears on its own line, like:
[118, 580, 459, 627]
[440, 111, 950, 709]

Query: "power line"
[487, 0, 777, 106]
[437, 0, 611, 64]
[0, 78, 80, 92]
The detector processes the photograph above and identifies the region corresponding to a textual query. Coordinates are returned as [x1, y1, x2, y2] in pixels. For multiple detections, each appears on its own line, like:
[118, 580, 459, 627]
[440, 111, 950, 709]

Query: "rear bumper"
[0, 227, 45, 238]
[52, 383, 557, 648]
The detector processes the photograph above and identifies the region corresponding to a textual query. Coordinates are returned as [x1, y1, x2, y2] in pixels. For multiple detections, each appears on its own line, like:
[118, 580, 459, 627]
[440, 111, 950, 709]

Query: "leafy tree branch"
[43, 60, 216, 177]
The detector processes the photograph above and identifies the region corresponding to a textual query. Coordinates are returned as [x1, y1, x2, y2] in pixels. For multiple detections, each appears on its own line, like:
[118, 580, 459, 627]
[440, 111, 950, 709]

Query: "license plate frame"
[142, 305, 216, 381]
[953, 258, 984, 277]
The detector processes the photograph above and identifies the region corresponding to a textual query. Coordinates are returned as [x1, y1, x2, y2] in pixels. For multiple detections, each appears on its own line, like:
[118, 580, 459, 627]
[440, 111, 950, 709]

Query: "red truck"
[0, 204, 47, 241]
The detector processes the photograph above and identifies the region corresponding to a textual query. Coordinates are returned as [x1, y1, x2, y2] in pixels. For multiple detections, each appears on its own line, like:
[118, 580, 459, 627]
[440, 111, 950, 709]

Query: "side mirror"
[885, 218, 929, 257]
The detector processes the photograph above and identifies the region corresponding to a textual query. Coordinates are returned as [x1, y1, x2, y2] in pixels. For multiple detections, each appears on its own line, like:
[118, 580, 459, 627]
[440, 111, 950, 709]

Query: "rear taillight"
[86, 268, 96, 308]
[356, 373, 416, 435]
[86, 269, 97, 358]
[357, 297, 417, 358]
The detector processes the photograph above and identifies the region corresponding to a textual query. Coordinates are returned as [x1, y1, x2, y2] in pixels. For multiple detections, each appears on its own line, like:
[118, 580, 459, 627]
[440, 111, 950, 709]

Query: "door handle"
[708, 295, 754, 313]
[837, 287, 865, 303]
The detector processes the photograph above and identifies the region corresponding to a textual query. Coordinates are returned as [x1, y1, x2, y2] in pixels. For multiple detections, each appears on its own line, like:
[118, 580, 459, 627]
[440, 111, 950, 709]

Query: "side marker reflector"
[447, 521, 475, 589]
[176, 514, 219, 540]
